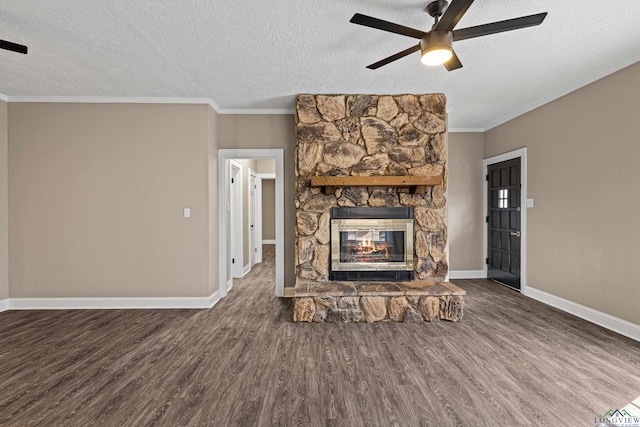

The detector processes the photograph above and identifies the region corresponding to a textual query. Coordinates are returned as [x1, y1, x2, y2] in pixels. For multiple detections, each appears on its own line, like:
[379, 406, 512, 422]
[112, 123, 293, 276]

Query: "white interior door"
[230, 161, 243, 279]
[249, 170, 257, 267]
[255, 177, 263, 264]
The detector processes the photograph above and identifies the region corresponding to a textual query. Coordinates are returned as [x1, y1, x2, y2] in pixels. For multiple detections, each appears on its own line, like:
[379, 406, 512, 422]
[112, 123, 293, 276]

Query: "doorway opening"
[218, 149, 284, 298]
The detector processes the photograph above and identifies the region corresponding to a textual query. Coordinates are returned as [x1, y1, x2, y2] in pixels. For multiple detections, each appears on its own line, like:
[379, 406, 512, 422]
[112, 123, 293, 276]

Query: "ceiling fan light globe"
[421, 48, 452, 65]
[420, 30, 453, 66]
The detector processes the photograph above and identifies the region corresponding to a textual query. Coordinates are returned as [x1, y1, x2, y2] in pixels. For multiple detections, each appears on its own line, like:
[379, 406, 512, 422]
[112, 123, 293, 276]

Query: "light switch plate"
[526, 199, 534, 208]
[183, 208, 191, 218]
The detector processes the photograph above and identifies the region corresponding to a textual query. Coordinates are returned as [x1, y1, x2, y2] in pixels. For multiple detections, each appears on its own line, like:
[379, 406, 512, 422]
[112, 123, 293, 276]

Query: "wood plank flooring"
[1, 246, 639, 426]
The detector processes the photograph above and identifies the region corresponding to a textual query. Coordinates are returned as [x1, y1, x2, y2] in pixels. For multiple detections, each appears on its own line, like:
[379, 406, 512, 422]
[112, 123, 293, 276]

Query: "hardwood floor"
[1, 246, 639, 426]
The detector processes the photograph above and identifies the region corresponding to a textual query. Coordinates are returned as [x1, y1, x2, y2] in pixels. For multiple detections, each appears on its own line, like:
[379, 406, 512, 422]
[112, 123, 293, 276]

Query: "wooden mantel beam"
[310, 175, 442, 195]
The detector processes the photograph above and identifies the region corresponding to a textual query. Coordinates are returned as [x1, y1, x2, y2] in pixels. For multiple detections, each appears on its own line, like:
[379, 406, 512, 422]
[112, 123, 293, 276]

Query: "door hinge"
[485, 216, 489, 223]
[232, 258, 235, 264]
[485, 174, 489, 181]
[485, 257, 489, 265]
[231, 178, 234, 184]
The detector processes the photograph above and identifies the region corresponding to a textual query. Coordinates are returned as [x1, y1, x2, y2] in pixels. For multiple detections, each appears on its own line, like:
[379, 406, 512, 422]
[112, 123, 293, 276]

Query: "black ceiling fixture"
[350, 0, 546, 71]
[0, 38, 28, 54]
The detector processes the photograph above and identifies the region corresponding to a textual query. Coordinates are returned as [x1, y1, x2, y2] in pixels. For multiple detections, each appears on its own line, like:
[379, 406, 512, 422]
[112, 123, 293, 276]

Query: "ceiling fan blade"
[0, 39, 28, 54]
[350, 13, 426, 39]
[453, 13, 547, 42]
[435, 0, 475, 31]
[366, 44, 421, 69]
[443, 49, 462, 71]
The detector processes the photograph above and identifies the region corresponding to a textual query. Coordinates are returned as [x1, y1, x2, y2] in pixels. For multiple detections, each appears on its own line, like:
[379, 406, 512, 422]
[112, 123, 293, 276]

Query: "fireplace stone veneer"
[295, 93, 448, 284]
[293, 94, 458, 322]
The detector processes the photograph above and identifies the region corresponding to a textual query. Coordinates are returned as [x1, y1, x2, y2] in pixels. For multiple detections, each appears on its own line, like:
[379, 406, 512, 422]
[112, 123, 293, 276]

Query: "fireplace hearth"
[330, 207, 414, 281]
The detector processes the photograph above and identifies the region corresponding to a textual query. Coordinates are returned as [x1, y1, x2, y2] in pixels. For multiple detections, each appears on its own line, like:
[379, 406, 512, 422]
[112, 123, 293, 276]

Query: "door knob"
[510, 231, 521, 237]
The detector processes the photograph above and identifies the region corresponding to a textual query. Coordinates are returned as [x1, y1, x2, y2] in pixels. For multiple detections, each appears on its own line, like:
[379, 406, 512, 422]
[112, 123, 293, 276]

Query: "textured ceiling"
[1, 1, 640, 130]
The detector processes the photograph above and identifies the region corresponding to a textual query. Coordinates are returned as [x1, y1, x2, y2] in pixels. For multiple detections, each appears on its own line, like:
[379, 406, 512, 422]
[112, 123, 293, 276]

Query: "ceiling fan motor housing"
[421, 30, 453, 55]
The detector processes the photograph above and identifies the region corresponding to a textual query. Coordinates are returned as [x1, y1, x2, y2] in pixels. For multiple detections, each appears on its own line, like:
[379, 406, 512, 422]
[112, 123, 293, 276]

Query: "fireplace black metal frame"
[329, 207, 414, 281]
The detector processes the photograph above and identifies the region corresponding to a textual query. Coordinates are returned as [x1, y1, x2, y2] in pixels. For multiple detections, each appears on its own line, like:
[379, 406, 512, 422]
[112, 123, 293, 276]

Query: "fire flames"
[355, 236, 389, 258]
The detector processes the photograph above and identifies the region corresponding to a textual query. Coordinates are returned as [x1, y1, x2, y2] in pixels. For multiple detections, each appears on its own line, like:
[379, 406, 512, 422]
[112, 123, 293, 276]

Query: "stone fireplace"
[292, 94, 464, 323]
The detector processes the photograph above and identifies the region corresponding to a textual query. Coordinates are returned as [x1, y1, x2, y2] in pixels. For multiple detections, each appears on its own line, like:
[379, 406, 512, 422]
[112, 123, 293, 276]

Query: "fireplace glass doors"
[329, 207, 414, 281]
[337, 222, 407, 264]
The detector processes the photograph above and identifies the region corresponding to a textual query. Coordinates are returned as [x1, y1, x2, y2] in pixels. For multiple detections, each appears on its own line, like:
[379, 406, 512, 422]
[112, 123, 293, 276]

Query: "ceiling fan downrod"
[426, 0, 448, 29]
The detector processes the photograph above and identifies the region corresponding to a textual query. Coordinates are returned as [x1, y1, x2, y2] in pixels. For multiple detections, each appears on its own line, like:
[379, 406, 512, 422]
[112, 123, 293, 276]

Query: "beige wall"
[218, 114, 296, 286]
[448, 132, 485, 271]
[485, 61, 640, 325]
[256, 159, 276, 174]
[9, 103, 216, 298]
[0, 100, 8, 301]
[257, 159, 276, 242]
[261, 179, 276, 241]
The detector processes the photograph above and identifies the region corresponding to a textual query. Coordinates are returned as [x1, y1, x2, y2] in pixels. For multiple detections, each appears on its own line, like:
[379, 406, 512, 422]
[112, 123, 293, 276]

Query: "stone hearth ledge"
[292, 280, 465, 323]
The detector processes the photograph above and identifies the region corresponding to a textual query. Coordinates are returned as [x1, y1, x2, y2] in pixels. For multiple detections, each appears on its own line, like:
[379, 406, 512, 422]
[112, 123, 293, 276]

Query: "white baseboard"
[526, 287, 640, 342]
[0, 299, 9, 313]
[242, 263, 251, 277]
[449, 270, 484, 279]
[3, 290, 221, 311]
[262, 239, 276, 244]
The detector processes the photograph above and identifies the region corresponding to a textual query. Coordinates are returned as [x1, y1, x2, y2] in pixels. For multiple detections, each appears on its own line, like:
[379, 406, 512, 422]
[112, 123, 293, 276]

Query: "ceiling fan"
[0, 38, 28, 54]
[350, 0, 547, 70]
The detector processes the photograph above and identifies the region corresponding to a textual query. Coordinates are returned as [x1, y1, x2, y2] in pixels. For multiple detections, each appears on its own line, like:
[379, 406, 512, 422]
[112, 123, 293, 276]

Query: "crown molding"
[6, 95, 215, 106]
[448, 128, 485, 133]
[0, 93, 476, 125]
[485, 53, 640, 131]
[0, 95, 296, 115]
[215, 108, 294, 115]
[207, 97, 223, 112]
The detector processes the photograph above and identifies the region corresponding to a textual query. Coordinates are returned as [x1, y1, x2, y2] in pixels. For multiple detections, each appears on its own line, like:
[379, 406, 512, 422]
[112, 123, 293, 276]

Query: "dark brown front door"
[487, 158, 521, 290]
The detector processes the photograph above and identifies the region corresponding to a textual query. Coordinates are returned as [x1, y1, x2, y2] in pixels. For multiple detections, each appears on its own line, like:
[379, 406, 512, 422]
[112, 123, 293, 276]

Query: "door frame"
[483, 147, 528, 295]
[229, 160, 243, 281]
[248, 168, 257, 269]
[218, 149, 284, 298]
